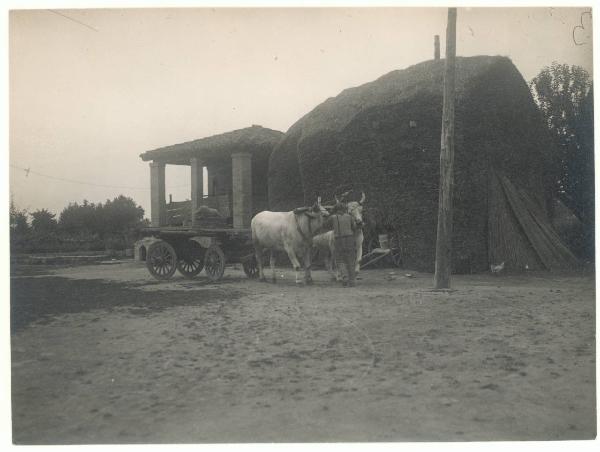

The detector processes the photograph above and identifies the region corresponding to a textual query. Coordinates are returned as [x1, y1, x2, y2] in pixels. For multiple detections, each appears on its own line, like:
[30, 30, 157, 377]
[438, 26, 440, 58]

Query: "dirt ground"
[10, 260, 596, 443]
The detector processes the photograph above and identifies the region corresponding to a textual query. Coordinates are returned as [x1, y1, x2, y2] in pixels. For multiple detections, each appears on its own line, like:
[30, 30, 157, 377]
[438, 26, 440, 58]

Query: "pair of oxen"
[251, 192, 366, 284]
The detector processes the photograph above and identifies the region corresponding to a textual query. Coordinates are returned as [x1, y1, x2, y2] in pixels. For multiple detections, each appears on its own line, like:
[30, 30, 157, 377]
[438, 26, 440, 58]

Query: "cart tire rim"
[146, 241, 177, 280]
[243, 255, 260, 279]
[176, 241, 205, 278]
[204, 245, 225, 281]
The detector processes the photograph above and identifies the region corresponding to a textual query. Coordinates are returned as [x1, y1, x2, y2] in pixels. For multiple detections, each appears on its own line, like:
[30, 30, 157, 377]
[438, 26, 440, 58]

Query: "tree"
[58, 200, 101, 234]
[572, 87, 595, 259]
[9, 198, 29, 235]
[572, 87, 594, 225]
[58, 195, 145, 237]
[30, 209, 58, 233]
[530, 63, 592, 215]
[101, 195, 145, 234]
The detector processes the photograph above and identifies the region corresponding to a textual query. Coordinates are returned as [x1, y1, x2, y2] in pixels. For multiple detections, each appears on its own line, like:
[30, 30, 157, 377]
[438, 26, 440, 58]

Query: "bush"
[103, 234, 128, 251]
[10, 195, 146, 254]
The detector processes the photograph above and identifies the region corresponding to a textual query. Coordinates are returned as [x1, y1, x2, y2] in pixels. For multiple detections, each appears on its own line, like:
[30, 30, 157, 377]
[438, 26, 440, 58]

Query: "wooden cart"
[140, 226, 258, 281]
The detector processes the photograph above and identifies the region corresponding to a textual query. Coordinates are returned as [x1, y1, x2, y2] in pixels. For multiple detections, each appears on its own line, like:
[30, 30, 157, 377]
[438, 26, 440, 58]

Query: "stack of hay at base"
[166, 200, 191, 226]
[194, 205, 226, 228]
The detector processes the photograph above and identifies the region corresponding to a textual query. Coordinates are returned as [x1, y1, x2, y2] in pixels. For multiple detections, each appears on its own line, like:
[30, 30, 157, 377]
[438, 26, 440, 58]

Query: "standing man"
[327, 202, 358, 287]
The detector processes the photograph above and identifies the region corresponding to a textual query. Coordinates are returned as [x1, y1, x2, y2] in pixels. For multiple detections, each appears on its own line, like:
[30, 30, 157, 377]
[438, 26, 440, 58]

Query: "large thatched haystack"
[269, 56, 575, 272]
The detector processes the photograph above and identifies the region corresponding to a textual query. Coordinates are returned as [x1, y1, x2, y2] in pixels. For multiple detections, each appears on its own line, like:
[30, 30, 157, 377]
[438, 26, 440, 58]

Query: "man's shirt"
[327, 213, 356, 237]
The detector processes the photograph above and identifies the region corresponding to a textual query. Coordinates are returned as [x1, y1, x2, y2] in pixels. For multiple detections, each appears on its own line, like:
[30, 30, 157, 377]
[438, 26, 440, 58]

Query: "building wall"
[208, 161, 232, 197]
[252, 154, 270, 214]
[205, 153, 271, 224]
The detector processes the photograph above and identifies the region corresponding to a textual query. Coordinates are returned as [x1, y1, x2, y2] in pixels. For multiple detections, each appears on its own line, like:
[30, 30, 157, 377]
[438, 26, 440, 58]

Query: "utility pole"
[434, 8, 457, 289]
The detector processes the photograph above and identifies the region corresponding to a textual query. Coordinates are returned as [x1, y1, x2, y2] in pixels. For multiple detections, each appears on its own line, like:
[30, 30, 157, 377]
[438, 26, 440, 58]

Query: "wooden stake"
[434, 8, 457, 289]
[434, 35, 440, 60]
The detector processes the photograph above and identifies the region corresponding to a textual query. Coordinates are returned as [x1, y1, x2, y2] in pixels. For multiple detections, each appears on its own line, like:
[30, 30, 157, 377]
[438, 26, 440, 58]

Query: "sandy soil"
[10, 261, 596, 443]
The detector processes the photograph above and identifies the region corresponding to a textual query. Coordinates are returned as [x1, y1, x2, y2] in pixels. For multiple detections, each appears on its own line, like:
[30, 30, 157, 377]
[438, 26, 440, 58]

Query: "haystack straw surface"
[269, 56, 558, 272]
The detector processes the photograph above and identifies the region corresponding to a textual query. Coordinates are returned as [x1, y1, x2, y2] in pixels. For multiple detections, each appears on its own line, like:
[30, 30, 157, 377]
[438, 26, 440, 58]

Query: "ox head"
[335, 191, 365, 227]
[294, 197, 329, 237]
[348, 192, 365, 227]
[294, 197, 329, 219]
[311, 196, 329, 218]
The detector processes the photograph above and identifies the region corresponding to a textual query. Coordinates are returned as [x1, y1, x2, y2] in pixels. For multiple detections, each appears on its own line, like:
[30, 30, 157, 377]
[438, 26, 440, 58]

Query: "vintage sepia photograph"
[7, 2, 596, 445]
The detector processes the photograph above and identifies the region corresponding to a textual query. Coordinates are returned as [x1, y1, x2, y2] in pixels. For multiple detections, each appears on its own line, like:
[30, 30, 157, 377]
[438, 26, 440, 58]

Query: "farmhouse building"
[140, 125, 283, 229]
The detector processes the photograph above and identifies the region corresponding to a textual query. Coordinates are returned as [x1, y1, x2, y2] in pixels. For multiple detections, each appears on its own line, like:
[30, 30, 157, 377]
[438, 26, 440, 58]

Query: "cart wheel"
[176, 240, 205, 278]
[389, 251, 402, 268]
[388, 233, 402, 268]
[365, 237, 378, 255]
[362, 237, 382, 268]
[146, 240, 177, 280]
[242, 255, 260, 279]
[204, 244, 226, 281]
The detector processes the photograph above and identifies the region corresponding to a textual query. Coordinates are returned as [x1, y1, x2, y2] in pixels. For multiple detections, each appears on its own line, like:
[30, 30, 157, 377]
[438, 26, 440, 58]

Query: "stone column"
[231, 152, 252, 228]
[190, 158, 204, 227]
[150, 162, 166, 227]
[206, 165, 215, 196]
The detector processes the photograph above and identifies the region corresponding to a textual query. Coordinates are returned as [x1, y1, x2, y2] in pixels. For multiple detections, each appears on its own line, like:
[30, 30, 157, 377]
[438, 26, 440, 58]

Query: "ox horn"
[359, 191, 366, 205]
[311, 196, 322, 212]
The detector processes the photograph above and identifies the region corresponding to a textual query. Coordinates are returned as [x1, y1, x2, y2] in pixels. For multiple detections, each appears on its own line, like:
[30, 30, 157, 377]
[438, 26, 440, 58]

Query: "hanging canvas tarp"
[497, 174, 578, 271]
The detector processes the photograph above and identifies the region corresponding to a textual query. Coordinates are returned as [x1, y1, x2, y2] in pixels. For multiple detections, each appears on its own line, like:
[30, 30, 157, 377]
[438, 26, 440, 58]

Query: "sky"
[8, 5, 593, 219]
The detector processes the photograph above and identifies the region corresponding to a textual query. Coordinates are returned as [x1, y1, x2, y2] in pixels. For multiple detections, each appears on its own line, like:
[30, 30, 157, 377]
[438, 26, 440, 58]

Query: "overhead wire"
[10, 164, 191, 191]
[46, 9, 100, 33]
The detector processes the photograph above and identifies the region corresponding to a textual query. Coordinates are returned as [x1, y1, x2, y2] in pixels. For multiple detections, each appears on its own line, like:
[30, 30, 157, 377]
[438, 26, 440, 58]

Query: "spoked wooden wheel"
[146, 240, 177, 280]
[366, 237, 379, 255]
[389, 251, 402, 268]
[176, 240, 205, 278]
[242, 255, 260, 279]
[387, 233, 403, 268]
[204, 244, 226, 281]
[362, 235, 402, 268]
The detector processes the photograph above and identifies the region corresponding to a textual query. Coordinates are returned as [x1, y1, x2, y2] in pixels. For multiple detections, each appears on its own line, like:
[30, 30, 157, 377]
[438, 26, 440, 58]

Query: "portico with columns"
[141, 125, 283, 229]
[149, 162, 166, 227]
[190, 157, 204, 227]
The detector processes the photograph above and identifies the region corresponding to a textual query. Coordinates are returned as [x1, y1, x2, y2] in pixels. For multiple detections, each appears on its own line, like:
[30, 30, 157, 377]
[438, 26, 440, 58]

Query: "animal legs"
[254, 246, 266, 282]
[303, 250, 313, 284]
[284, 244, 303, 284]
[270, 251, 277, 283]
[355, 232, 364, 274]
[324, 252, 336, 281]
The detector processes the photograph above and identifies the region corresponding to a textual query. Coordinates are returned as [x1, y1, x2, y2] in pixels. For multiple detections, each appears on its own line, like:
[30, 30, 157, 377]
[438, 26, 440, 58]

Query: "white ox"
[251, 197, 329, 284]
[312, 192, 365, 281]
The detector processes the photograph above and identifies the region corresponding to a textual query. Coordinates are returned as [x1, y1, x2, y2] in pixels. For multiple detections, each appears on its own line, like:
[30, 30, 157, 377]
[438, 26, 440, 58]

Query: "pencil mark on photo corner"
[47, 10, 99, 33]
[572, 10, 592, 46]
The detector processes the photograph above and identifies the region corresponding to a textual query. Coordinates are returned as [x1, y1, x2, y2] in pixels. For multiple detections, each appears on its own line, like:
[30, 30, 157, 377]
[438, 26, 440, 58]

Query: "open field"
[10, 260, 596, 443]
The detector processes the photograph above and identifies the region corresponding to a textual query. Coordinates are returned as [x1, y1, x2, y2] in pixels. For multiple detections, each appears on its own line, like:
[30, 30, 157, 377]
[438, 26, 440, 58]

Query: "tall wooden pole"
[434, 8, 457, 289]
[434, 35, 440, 60]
